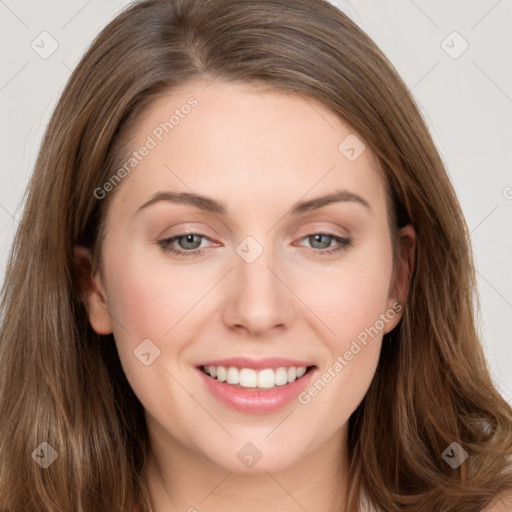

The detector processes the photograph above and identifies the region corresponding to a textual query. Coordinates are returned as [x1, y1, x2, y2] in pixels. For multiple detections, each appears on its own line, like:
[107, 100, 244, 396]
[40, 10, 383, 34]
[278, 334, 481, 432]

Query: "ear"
[384, 224, 416, 333]
[73, 245, 113, 335]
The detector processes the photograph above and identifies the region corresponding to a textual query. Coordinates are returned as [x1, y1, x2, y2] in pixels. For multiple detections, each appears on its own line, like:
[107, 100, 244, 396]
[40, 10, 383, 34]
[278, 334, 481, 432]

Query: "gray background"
[1, 0, 511, 404]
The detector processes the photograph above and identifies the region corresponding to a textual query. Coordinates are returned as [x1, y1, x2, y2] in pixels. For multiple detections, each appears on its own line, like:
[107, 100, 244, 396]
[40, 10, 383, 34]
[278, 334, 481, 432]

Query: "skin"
[76, 79, 416, 512]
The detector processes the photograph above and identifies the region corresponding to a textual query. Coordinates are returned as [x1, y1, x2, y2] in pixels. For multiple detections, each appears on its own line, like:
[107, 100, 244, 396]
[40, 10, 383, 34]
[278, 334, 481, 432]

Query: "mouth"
[198, 364, 317, 390]
[195, 358, 319, 414]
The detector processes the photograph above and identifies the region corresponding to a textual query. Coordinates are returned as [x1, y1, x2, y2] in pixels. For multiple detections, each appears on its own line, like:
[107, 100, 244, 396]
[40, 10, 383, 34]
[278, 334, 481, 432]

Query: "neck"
[143, 425, 350, 512]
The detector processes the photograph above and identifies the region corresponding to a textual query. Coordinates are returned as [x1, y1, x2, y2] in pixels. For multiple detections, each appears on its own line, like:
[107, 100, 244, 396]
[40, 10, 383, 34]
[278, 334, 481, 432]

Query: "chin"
[199, 439, 306, 475]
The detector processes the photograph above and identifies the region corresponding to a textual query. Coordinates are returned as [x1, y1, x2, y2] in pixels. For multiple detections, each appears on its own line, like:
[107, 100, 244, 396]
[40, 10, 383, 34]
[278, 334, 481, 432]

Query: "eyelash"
[157, 232, 352, 258]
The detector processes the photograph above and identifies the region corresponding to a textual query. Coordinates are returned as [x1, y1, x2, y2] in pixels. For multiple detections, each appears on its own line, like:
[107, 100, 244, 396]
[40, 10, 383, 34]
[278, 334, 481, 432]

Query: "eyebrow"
[136, 188, 371, 216]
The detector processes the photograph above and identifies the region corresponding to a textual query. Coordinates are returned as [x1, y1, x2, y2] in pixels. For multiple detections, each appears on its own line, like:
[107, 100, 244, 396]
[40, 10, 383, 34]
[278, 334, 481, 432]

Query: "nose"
[221, 240, 295, 337]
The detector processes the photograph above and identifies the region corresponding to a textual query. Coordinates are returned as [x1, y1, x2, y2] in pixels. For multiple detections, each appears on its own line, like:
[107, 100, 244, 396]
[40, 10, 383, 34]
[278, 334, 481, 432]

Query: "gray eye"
[177, 234, 203, 250]
[307, 234, 333, 249]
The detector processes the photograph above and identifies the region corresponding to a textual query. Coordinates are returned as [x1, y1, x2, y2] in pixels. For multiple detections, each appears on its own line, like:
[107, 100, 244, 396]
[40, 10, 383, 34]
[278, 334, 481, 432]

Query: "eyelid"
[158, 229, 352, 259]
[159, 223, 348, 245]
[156, 232, 218, 256]
[155, 222, 219, 239]
[296, 220, 350, 234]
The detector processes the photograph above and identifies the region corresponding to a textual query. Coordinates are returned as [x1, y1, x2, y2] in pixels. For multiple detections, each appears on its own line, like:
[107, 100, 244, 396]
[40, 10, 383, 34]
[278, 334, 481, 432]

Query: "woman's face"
[81, 80, 414, 473]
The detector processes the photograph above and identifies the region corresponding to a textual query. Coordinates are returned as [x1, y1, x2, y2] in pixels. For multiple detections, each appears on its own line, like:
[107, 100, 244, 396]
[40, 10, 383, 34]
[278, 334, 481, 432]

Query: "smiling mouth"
[199, 364, 316, 390]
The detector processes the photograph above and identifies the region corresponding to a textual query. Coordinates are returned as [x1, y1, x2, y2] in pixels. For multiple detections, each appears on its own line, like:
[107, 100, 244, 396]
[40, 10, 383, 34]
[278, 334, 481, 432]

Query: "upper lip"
[196, 357, 316, 371]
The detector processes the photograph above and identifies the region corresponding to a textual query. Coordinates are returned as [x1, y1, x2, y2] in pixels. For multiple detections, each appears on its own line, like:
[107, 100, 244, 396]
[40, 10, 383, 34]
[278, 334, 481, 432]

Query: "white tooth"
[274, 367, 288, 386]
[296, 366, 307, 378]
[216, 366, 227, 382]
[212, 365, 307, 387]
[239, 368, 258, 388]
[257, 368, 276, 388]
[226, 367, 239, 385]
[287, 367, 297, 383]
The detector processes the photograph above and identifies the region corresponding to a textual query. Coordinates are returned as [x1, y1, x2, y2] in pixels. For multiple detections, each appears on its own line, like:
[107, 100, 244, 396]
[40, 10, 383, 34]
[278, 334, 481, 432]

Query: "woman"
[1, 0, 511, 510]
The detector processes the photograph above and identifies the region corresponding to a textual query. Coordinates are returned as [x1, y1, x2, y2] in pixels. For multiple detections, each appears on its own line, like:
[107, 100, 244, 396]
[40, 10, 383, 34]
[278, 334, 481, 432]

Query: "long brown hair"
[1, 0, 511, 510]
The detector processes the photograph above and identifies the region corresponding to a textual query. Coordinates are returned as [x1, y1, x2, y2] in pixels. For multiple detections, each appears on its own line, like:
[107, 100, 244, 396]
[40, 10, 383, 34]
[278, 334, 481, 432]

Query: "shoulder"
[481, 490, 512, 511]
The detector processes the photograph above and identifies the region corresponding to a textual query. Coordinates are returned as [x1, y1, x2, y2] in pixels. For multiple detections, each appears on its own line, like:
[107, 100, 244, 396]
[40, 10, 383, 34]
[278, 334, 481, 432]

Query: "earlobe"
[73, 245, 113, 335]
[384, 224, 416, 333]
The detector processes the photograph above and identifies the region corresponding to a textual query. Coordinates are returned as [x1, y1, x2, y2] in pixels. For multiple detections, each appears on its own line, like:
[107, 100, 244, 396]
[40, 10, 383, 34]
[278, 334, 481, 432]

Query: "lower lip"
[196, 367, 317, 414]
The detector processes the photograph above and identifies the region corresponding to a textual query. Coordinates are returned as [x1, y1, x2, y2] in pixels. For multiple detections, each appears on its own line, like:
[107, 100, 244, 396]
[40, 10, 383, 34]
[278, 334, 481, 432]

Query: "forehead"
[108, 80, 387, 218]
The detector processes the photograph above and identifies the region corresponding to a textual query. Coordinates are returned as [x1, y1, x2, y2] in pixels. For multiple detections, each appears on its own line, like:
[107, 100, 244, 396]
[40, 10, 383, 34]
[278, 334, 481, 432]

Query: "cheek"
[101, 246, 203, 378]
[102, 242, 233, 395]
[296, 247, 393, 424]
[102, 251, 200, 414]
[302, 235, 394, 348]
[105, 245, 210, 337]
